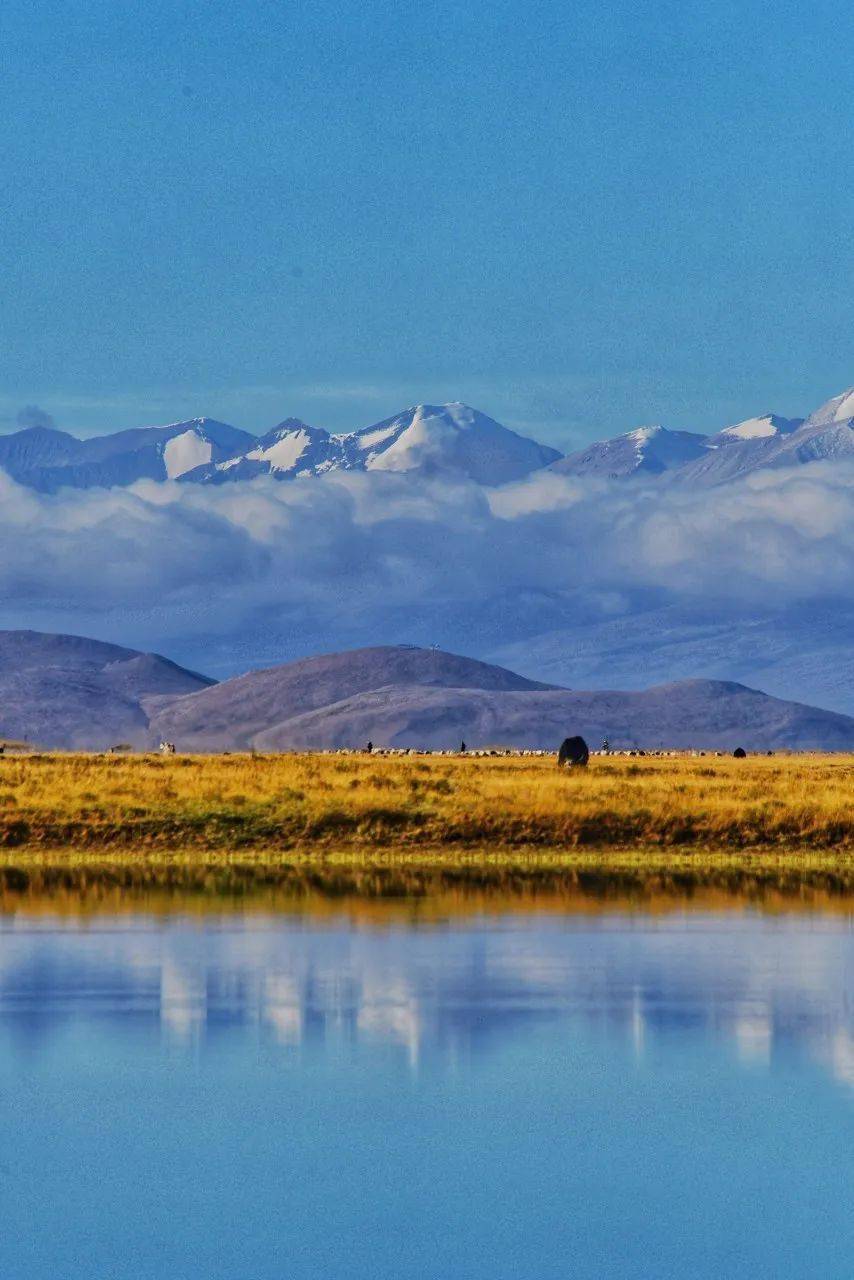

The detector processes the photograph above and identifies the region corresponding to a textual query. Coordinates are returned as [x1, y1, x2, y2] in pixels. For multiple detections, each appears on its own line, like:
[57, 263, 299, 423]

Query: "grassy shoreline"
[5, 848, 854, 916]
[3, 753, 854, 904]
[3, 750, 854, 851]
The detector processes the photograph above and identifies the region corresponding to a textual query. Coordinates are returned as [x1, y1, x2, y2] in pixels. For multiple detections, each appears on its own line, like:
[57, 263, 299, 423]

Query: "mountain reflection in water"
[2, 895, 854, 1086]
[3, 893, 854, 1280]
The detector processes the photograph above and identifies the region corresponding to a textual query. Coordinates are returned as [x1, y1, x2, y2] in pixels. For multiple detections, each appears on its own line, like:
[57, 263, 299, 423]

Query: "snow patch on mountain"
[806, 387, 854, 426]
[163, 430, 214, 479]
[714, 413, 802, 443]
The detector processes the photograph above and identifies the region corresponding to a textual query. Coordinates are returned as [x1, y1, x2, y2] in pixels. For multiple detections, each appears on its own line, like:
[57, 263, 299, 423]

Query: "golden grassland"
[2, 748, 854, 850]
[1, 752, 854, 907]
[1, 749, 854, 852]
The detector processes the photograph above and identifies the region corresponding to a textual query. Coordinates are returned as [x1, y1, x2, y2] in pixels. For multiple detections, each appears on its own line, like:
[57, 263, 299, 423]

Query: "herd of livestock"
[0, 737, 754, 759]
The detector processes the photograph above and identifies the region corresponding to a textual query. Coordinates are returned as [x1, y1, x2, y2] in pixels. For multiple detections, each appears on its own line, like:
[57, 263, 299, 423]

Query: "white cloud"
[1, 461, 854, 677]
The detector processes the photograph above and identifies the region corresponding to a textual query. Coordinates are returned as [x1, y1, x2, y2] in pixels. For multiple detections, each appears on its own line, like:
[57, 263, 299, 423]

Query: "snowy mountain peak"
[713, 413, 802, 444]
[552, 424, 709, 479]
[158, 419, 258, 479]
[627, 424, 667, 445]
[238, 420, 338, 477]
[179, 401, 562, 487]
[346, 402, 561, 484]
[806, 387, 854, 427]
[267, 417, 318, 437]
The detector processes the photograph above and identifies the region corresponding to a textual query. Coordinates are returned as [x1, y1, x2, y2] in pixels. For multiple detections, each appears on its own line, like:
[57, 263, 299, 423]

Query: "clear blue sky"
[2, 0, 854, 446]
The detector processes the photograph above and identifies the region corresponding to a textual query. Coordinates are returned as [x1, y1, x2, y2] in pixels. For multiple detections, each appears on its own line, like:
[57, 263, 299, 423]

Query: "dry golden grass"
[0, 750, 853, 857]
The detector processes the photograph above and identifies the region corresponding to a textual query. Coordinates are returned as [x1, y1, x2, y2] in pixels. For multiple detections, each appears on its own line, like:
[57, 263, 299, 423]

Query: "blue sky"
[3, 0, 854, 446]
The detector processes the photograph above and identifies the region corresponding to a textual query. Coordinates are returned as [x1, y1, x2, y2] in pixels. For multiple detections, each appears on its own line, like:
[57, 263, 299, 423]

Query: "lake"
[2, 890, 854, 1279]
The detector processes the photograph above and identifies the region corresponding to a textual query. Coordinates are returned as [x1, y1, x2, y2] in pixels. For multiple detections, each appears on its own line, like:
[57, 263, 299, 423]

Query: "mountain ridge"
[4, 382, 854, 493]
[0, 630, 214, 749]
[0, 631, 852, 751]
[143, 643, 854, 753]
[0, 403, 562, 491]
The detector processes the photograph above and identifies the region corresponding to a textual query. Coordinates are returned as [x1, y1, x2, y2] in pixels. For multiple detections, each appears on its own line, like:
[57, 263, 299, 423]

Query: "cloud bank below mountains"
[1, 462, 853, 693]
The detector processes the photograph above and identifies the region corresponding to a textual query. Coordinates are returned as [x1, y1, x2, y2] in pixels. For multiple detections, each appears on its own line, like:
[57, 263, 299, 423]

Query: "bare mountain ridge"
[0, 630, 214, 749]
[147, 644, 854, 752]
[239, 679, 854, 753]
[147, 646, 557, 749]
[3, 633, 854, 751]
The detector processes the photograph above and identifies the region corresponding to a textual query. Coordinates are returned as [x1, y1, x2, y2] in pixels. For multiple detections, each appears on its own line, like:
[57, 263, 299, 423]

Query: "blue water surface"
[1, 901, 853, 1279]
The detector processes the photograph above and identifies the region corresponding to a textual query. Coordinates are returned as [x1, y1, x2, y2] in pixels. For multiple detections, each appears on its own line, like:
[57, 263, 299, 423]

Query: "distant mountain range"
[0, 404, 561, 491]
[4, 383, 854, 492]
[2, 631, 853, 752]
[554, 385, 854, 485]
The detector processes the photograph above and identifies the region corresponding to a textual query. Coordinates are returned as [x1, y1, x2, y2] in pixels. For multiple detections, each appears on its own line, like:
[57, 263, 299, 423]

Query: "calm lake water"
[2, 894, 854, 1279]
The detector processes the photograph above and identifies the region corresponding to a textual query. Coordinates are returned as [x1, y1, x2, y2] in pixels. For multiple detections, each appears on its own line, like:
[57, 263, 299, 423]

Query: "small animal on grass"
[733, 746, 747, 759]
[557, 736, 589, 768]
[159, 741, 176, 755]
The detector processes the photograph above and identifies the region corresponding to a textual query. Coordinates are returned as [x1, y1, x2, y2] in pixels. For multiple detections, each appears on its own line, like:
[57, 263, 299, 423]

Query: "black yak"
[733, 747, 747, 759]
[558, 736, 589, 767]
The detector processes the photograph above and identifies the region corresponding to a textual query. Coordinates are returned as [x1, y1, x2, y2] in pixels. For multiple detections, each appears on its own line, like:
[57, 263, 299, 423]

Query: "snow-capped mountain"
[710, 413, 803, 444]
[804, 386, 854, 427]
[551, 391, 854, 487]
[551, 424, 709, 479]
[0, 403, 561, 492]
[0, 418, 255, 491]
[678, 399, 854, 486]
[346, 403, 562, 484]
[6, 383, 854, 495]
[188, 419, 345, 483]
[182, 402, 562, 486]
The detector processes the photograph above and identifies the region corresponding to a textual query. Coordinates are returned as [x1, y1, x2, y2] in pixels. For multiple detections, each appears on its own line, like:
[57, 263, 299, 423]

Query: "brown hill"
[147, 646, 556, 750]
[0, 630, 213, 749]
[147, 646, 854, 752]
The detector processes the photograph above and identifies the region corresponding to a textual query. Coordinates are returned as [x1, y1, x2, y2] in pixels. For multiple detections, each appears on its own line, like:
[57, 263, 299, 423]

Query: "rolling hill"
[0, 631, 214, 749]
[147, 644, 854, 753]
[3, 633, 854, 752]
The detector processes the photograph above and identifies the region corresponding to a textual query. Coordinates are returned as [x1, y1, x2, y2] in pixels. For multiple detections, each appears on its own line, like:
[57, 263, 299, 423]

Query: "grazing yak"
[558, 736, 589, 768]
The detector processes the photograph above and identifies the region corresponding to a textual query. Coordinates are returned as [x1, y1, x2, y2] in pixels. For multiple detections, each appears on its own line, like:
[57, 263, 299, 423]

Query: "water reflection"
[4, 893, 854, 1280]
[3, 897, 854, 1088]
